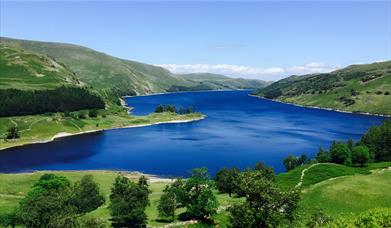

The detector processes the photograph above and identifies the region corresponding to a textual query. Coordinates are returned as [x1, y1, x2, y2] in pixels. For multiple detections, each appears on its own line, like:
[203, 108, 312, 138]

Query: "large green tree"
[109, 175, 150, 227]
[16, 174, 77, 227]
[229, 170, 300, 227]
[158, 185, 178, 222]
[214, 167, 240, 197]
[70, 175, 105, 214]
[351, 145, 370, 167]
[330, 142, 352, 165]
[180, 168, 219, 221]
[360, 120, 391, 162]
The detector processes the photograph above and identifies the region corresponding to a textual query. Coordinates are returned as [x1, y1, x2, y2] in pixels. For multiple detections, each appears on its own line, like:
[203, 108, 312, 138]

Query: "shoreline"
[0, 115, 206, 151]
[249, 94, 391, 118]
[123, 88, 252, 98]
[0, 169, 177, 182]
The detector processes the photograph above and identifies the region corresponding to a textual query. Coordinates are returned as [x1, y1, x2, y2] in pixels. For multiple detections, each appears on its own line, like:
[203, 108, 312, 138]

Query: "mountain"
[253, 61, 391, 115]
[180, 73, 270, 90]
[0, 37, 268, 97]
[0, 42, 82, 90]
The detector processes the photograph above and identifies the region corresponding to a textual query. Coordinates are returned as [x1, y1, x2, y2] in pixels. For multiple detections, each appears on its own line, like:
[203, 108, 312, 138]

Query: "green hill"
[1, 37, 268, 96]
[181, 73, 270, 90]
[253, 61, 391, 115]
[0, 43, 82, 90]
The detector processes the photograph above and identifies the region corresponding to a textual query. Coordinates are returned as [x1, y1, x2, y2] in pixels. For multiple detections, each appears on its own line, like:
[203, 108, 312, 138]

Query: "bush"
[351, 145, 370, 166]
[355, 208, 391, 227]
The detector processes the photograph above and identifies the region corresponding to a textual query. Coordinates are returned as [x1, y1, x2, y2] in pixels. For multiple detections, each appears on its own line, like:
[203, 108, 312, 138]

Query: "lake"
[0, 90, 386, 176]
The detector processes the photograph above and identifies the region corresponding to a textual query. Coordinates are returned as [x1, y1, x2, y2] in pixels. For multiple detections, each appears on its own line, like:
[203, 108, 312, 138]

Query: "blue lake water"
[0, 90, 386, 176]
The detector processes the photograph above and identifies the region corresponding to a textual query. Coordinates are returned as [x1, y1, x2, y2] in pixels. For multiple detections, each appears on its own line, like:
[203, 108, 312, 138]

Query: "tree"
[214, 167, 240, 197]
[155, 104, 164, 113]
[283, 154, 299, 171]
[71, 175, 105, 214]
[158, 185, 178, 221]
[6, 126, 19, 139]
[330, 142, 352, 165]
[229, 203, 256, 228]
[351, 145, 370, 167]
[360, 120, 391, 162]
[180, 168, 218, 220]
[298, 154, 309, 165]
[253, 162, 275, 180]
[88, 109, 98, 118]
[229, 170, 300, 227]
[0, 211, 17, 228]
[16, 174, 76, 227]
[316, 147, 331, 163]
[109, 175, 150, 227]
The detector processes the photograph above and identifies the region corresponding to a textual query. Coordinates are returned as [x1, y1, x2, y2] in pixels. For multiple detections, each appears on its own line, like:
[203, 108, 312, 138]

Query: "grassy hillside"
[253, 61, 391, 115]
[0, 43, 81, 90]
[181, 73, 270, 90]
[300, 168, 391, 217]
[1, 37, 268, 96]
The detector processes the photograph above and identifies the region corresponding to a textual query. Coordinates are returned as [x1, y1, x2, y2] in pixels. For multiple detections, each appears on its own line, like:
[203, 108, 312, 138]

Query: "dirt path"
[295, 163, 320, 188]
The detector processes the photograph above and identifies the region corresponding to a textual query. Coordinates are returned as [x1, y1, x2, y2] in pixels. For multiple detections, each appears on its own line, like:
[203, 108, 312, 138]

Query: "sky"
[1, 1, 390, 81]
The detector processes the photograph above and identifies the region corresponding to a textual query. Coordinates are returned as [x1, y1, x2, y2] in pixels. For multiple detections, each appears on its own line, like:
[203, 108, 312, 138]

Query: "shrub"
[355, 208, 391, 227]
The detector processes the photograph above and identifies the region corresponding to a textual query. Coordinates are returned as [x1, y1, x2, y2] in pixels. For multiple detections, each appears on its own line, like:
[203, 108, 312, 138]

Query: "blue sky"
[1, 1, 390, 80]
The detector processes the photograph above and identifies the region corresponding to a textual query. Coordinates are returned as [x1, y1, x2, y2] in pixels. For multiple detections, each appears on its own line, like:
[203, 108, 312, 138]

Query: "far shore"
[122, 88, 251, 98]
[249, 94, 391, 118]
[0, 115, 206, 151]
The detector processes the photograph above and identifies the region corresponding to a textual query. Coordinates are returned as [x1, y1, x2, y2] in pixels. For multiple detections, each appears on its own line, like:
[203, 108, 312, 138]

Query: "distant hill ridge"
[253, 61, 391, 115]
[0, 37, 269, 97]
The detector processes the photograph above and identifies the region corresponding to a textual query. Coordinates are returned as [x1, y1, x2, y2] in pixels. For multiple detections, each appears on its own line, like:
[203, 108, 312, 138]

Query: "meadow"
[1, 162, 390, 227]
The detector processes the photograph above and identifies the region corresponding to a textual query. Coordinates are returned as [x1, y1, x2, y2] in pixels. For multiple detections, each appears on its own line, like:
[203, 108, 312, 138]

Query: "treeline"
[0, 86, 105, 117]
[283, 120, 391, 171]
[0, 174, 106, 227]
[154, 104, 195, 114]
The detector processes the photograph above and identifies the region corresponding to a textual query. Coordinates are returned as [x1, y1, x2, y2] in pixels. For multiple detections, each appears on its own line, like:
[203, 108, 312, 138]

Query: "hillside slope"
[0, 43, 82, 90]
[1, 37, 268, 96]
[180, 73, 270, 90]
[253, 61, 391, 115]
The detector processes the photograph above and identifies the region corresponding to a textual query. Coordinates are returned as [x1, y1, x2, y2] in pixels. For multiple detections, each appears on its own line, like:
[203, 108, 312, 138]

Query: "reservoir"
[0, 90, 386, 175]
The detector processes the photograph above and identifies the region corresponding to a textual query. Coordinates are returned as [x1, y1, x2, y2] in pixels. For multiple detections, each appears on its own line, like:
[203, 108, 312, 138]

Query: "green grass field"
[0, 111, 204, 150]
[0, 171, 239, 227]
[1, 162, 390, 227]
[300, 168, 391, 219]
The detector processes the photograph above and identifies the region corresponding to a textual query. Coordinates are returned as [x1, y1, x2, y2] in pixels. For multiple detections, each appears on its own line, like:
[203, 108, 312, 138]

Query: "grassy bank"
[0, 111, 205, 150]
[1, 163, 390, 227]
[0, 171, 239, 227]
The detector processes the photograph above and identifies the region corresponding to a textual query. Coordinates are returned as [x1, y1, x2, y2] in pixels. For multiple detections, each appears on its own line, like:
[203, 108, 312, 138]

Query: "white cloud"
[156, 62, 340, 81]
